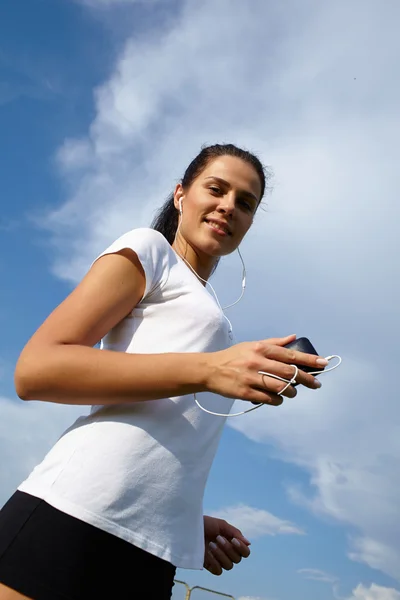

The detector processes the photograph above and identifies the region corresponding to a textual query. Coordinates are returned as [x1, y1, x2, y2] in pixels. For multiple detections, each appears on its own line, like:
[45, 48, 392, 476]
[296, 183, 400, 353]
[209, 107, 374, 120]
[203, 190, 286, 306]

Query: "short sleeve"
[92, 228, 170, 300]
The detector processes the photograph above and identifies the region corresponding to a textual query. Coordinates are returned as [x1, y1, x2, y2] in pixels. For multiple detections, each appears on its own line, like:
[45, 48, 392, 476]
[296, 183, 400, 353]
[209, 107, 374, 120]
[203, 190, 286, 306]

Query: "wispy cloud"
[0, 80, 56, 108]
[298, 568, 337, 584]
[210, 504, 304, 538]
[0, 47, 61, 109]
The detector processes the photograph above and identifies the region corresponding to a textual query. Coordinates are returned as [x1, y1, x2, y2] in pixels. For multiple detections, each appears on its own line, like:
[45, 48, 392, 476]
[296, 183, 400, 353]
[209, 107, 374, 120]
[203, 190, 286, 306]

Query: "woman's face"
[174, 155, 262, 259]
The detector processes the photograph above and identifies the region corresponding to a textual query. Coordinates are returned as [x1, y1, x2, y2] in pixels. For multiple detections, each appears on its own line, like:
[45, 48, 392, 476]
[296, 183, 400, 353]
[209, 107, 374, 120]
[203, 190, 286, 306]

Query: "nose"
[216, 193, 235, 217]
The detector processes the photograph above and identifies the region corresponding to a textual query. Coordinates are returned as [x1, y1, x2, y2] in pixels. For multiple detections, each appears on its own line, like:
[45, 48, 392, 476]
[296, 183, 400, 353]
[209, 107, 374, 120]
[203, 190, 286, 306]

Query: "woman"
[0, 144, 326, 600]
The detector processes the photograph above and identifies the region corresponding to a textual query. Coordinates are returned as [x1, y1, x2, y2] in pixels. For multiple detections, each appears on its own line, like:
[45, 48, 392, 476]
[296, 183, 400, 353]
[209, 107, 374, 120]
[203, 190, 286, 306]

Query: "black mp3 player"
[284, 337, 325, 381]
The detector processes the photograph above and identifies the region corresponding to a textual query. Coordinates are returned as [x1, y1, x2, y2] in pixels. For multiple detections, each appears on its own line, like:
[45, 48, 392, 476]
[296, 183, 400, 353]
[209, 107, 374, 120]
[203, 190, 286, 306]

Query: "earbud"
[178, 198, 183, 215]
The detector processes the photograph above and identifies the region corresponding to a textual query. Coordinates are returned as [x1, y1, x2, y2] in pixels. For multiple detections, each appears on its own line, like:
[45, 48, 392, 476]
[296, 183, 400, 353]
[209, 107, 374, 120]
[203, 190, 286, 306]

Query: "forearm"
[15, 345, 212, 405]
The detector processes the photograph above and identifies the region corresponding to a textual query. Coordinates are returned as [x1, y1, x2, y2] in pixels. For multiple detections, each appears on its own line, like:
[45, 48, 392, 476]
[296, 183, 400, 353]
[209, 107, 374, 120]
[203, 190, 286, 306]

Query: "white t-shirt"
[18, 228, 234, 569]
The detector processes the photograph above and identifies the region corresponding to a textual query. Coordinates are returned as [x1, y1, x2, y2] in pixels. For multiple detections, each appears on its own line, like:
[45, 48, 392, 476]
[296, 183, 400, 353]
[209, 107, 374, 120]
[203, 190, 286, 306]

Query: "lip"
[204, 218, 232, 236]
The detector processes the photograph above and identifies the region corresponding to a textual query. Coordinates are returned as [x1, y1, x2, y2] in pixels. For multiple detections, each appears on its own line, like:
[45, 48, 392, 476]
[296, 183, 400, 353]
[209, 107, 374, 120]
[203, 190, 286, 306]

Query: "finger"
[264, 334, 297, 346]
[248, 366, 297, 399]
[233, 534, 251, 546]
[291, 369, 321, 389]
[258, 359, 321, 391]
[249, 390, 285, 406]
[209, 542, 235, 571]
[230, 537, 251, 558]
[219, 525, 251, 546]
[262, 343, 329, 371]
[215, 536, 242, 563]
[205, 550, 223, 575]
[259, 373, 298, 398]
[219, 535, 251, 559]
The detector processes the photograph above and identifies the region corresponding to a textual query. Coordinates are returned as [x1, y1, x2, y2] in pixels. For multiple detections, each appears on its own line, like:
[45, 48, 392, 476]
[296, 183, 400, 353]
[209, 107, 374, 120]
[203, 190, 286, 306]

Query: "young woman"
[0, 144, 326, 600]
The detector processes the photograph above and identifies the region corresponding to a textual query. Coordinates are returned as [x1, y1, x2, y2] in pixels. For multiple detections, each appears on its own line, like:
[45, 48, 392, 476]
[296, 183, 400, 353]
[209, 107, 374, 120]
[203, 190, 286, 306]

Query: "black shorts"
[0, 491, 176, 600]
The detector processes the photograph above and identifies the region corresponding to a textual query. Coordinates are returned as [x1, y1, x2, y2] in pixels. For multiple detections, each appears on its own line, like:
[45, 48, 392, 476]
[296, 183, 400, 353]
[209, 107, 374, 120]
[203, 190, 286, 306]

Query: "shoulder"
[94, 228, 173, 278]
[118, 227, 170, 248]
[114, 228, 173, 296]
[106, 228, 173, 264]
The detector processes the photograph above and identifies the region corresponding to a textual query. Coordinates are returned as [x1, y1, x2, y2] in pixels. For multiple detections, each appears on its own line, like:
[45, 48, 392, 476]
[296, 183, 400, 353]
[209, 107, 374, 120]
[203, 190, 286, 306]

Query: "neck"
[172, 234, 217, 283]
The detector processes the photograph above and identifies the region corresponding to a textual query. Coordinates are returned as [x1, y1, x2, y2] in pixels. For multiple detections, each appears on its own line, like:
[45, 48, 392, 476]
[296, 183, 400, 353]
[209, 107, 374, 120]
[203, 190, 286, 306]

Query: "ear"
[173, 183, 184, 211]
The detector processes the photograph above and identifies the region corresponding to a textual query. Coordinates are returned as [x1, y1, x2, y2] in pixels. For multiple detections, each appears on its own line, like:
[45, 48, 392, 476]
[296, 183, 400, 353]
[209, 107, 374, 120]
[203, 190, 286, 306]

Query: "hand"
[206, 334, 327, 406]
[203, 516, 251, 576]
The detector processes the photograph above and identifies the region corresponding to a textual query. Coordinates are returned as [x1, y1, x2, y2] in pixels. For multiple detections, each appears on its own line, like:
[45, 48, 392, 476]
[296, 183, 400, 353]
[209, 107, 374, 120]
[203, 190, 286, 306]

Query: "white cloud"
[0, 396, 87, 506]
[348, 537, 400, 584]
[231, 359, 400, 578]
[298, 568, 337, 584]
[40, 0, 400, 581]
[347, 584, 400, 600]
[297, 576, 400, 600]
[298, 569, 400, 600]
[210, 504, 304, 538]
[231, 357, 400, 580]
[238, 597, 272, 600]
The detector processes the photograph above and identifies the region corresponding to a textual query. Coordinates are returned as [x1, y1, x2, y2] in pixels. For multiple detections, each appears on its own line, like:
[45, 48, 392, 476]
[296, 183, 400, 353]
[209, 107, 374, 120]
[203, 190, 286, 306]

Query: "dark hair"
[151, 143, 268, 244]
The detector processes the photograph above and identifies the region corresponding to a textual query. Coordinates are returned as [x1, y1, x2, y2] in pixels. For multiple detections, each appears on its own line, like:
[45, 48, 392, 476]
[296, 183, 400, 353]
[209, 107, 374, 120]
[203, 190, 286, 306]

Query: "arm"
[15, 249, 210, 405]
[15, 248, 325, 406]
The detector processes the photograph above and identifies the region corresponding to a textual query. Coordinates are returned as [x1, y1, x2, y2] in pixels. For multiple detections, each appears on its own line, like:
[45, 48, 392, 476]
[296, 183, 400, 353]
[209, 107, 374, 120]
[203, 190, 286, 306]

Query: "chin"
[205, 244, 235, 259]
[195, 233, 236, 258]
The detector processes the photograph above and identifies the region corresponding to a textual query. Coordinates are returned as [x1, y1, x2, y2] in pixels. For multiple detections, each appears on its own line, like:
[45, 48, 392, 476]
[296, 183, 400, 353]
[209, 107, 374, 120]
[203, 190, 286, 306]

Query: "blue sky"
[1, 1, 400, 599]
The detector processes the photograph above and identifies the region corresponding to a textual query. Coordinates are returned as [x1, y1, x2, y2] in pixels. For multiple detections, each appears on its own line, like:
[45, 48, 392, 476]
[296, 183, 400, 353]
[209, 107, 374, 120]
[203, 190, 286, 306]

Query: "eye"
[209, 185, 222, 195]
[238, 198, 253, 211]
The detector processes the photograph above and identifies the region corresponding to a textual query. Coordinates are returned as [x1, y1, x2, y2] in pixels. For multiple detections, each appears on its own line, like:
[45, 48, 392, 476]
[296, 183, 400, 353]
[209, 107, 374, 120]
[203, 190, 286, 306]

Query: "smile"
[204, 219, 232, 236]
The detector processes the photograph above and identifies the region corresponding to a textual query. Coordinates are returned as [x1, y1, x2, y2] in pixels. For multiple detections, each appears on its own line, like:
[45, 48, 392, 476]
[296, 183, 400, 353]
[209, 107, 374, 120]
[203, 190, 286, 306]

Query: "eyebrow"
[204, 176, 259, 204]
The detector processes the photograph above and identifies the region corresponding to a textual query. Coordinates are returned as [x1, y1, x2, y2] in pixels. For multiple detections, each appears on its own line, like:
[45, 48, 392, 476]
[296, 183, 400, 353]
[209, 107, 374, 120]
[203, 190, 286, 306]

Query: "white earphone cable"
[175, 197, 342, 418]
[175, 200, 245, 334]
[222, 247, 246, 310]
[194, 355, 342, 417]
